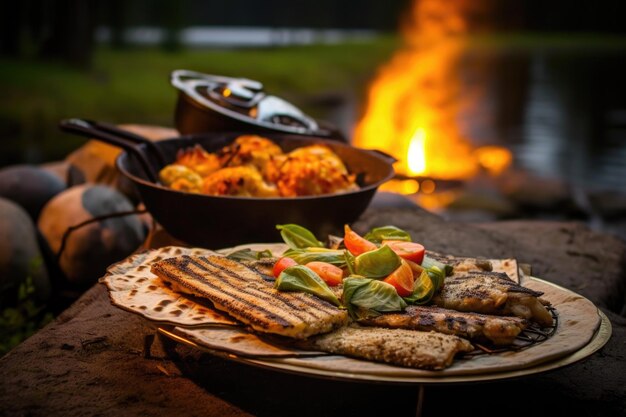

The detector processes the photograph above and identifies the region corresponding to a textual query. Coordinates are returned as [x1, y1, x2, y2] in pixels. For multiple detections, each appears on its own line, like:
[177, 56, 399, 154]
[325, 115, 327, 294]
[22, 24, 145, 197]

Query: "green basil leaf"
[276, 224, 322, 249]
[275, 265, 341, 306]
[283, 248, 346, 267]
[354, 245, 401, 278]
[422, 256, 453, 276]
[344, 250, 356, 276]
[363, 225, 412, 243]
[226, 248, 274, 261]
[343, 276, 407, 319]
[426, 266, 444, 291]
[403, 269, 435, 305]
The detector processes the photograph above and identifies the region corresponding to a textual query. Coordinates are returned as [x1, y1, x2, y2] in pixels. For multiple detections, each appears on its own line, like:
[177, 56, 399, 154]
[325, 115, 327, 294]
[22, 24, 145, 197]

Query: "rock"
[369, 191, 418, 210]
[38, 185, 146, 287]
[497, 170, 576, 213]
[444, 189, 518, 220]
[0, 165, 67, 220]
[0, 198, 50, 302]
[39, 161, 70, 185]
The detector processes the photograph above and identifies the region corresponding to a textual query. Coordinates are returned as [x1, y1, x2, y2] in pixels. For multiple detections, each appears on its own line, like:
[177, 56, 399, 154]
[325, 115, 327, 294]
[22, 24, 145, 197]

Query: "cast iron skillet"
[60, 119, 395, 249]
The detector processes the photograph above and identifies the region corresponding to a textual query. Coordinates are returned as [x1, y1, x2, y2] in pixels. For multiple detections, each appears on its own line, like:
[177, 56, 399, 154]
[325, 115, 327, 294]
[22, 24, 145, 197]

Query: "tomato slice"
[382, 260, 415, 297]
[273, 257, 298, 278]
[382, 240, 425, 264]
[344, 224, 377, 256]
[305, 261, 344, 286]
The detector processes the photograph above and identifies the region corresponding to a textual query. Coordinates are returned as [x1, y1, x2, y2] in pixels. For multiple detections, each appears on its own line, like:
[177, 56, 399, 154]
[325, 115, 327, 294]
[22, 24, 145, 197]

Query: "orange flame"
[354, 0, 512, 194]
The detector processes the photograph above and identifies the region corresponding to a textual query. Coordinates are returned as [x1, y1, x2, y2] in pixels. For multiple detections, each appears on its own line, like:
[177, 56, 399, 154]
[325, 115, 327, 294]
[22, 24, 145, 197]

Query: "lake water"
[505, 48, 626, 193]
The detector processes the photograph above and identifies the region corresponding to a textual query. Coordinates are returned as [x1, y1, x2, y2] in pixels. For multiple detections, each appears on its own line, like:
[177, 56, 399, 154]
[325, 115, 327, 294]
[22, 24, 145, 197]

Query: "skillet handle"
[59, 118, 161, 183]
[367, 149, 398, 164]
[80, 119, 167, 167]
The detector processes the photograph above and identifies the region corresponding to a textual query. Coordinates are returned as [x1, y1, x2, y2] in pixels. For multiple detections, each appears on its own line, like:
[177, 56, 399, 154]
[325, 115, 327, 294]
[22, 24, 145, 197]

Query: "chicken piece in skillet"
[175, 144, 221, 177]
[159, 164, 203, 193]
[201, 166, 279, 197]
[220, 135, 284, 178]
[271, 145, 358, 196]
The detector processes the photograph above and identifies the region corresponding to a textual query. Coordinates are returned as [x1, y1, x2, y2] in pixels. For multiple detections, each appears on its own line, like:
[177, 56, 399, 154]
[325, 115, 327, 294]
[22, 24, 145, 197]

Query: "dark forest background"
[2, 0, 625, 68]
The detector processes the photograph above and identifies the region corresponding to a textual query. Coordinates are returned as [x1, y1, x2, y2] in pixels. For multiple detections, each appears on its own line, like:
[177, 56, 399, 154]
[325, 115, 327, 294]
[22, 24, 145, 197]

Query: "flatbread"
[101, 246, 238, 327]
[173, 326, 325, 358]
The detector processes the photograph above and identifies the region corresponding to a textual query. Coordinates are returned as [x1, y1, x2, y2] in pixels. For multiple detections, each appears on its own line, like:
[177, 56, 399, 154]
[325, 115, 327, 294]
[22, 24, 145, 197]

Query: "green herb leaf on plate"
[403, 269, 436, 305]
[283, 248, 346, 267]
[363, 225, 412, 243]
[354, 245, 401, 278]
[276, 224, 323, 249]
[275, 265, 341, 307]
[226, 248, 274, 261]
[342, 276, 407, 319]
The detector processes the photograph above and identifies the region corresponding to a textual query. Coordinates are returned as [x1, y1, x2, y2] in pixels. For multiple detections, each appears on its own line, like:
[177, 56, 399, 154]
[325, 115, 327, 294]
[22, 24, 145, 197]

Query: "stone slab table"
[1, 204, 625, 417]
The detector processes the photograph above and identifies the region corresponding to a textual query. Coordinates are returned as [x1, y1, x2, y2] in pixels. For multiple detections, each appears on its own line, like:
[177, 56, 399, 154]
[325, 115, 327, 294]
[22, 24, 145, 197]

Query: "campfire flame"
[354, 0, 512, 196]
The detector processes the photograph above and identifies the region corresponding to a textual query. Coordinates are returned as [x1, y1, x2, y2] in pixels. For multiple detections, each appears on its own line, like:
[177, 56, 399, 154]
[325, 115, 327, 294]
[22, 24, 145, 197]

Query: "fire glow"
[354, 0, 512, 197]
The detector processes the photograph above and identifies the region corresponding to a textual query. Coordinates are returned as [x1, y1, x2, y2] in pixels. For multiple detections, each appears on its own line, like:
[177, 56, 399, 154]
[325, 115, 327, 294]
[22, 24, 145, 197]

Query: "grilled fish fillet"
[309, 325, 473, 370]
[433, 271, 553, 327]
[359, 306, 528, 345]
[151, 255, 348, 339]
[427, 251, 493, 273]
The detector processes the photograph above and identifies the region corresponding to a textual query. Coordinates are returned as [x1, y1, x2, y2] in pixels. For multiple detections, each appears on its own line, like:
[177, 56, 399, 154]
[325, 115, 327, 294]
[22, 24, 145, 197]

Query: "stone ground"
[1, 202, 625, 417]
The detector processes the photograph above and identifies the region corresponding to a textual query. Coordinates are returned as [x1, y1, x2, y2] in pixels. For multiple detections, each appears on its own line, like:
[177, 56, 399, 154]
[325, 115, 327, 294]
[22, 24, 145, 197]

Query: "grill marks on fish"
[359, 305, 528, 345]
[308, 325, 473, 370]
[239, 258, 277, 281]
[191, 257, 340, 320]
[151, 255, 348, 338]
[433, 271, 553, 327]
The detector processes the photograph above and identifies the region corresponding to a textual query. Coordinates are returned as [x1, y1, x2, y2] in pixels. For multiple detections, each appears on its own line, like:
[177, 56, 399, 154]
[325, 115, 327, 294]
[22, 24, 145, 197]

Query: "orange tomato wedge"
[382, 240, 425, 264]
[305, 261, 344, 286]
[344, 224, 377, 256]
[272, 257, 298, 278]
[382, 260, 415, 297]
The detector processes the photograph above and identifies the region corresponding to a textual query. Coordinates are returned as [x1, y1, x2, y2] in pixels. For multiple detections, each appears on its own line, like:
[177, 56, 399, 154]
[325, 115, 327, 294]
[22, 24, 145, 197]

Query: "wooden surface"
[1, 203, 625, 417]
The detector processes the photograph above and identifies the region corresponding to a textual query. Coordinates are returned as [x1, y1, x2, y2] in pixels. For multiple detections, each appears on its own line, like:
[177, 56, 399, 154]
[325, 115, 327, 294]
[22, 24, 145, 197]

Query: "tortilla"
[101, 246, 238, 327]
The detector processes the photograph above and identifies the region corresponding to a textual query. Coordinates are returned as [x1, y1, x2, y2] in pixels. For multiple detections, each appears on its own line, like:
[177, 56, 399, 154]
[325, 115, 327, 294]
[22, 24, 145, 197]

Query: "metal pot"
[171, 70, 345, 140]
[60, 119, 394, 249]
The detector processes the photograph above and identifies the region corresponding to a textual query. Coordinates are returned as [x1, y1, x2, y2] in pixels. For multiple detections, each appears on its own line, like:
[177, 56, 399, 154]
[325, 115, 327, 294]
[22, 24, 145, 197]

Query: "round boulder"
[0, 197, 50, 302]
[38, 184, 146, 287]
[0, 165, 67, 220]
